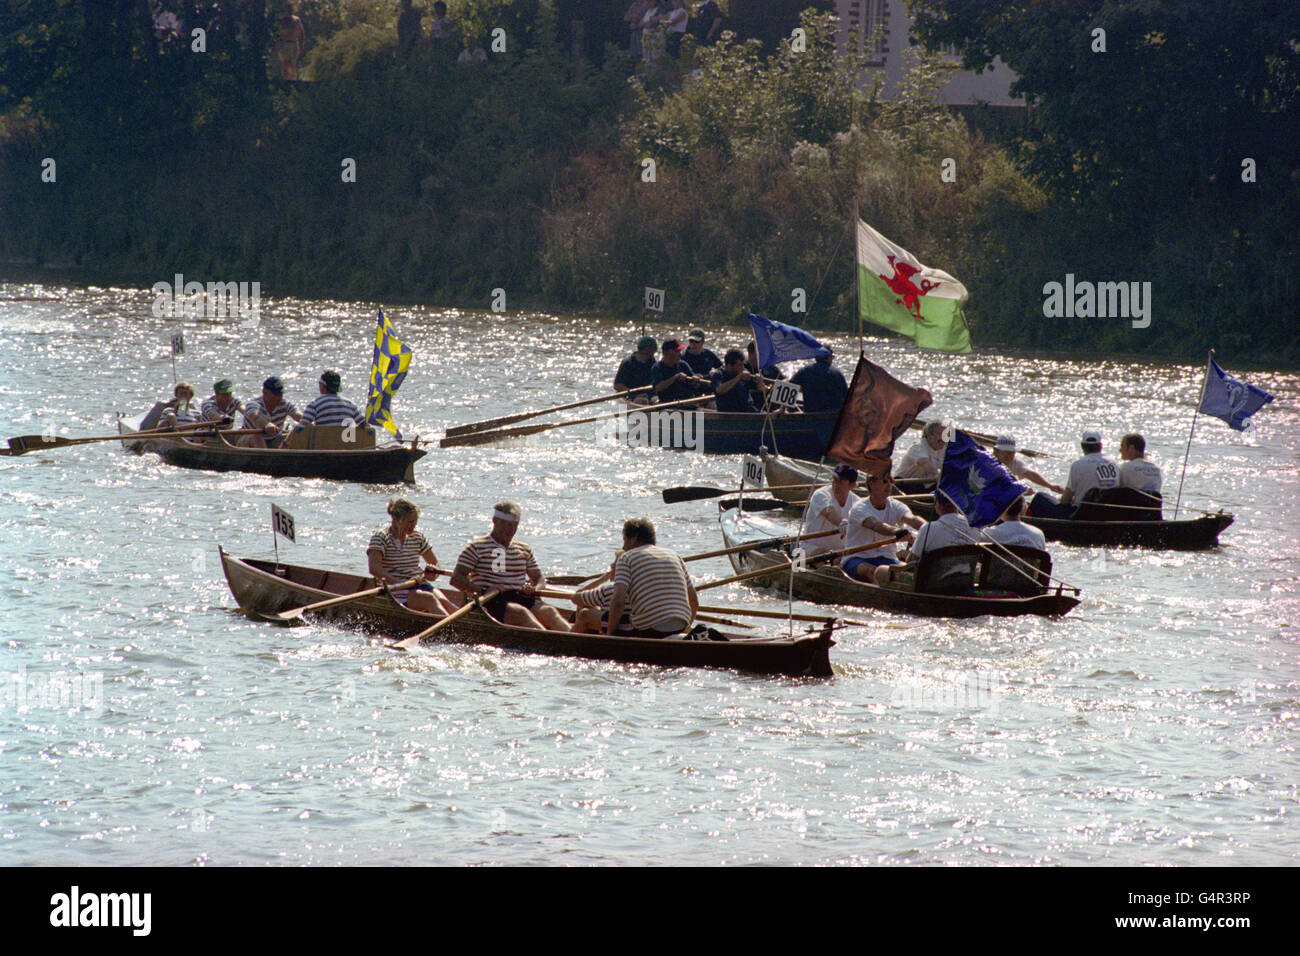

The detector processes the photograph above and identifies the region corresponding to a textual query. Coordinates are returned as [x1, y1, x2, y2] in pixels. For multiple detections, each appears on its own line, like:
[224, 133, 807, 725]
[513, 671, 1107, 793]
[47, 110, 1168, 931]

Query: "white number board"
[271, 504, 296, 543]
[741, 455, 764, 488]
[643, 287, 665, 313]
[769, 380, 802, 409]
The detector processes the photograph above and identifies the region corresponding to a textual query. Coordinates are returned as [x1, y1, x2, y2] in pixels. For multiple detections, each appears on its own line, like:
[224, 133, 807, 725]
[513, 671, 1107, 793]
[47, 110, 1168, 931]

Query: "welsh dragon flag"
[857, 219, 971, 353]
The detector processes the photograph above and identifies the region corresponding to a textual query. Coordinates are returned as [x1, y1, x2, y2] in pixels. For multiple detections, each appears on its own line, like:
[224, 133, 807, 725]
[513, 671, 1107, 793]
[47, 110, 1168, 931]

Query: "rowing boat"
[219, 549, 835, 677]
[619, 402, 840, 459]
[719, 507, 1079, 618]
[119, 420, 426, 483]
[1025, 512, 1233, 549]
[759, 449, 935, 504]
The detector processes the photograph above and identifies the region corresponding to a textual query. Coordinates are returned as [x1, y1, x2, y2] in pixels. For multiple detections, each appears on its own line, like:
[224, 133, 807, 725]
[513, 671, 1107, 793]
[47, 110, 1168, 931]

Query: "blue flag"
[366, 309, 412, 441]
[939, 431, 1028, 528]
[748, 312, 831, 369]
[1198, 359, 1273, 431]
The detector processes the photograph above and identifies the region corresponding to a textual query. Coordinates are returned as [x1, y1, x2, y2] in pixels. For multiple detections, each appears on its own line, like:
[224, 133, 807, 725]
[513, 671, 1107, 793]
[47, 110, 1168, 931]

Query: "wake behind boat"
[219, 549, 835, 678]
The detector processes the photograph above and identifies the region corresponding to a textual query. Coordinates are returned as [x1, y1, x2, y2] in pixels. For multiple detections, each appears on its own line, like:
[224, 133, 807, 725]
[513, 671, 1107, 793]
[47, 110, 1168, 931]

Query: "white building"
[835, 0, 1023, 106]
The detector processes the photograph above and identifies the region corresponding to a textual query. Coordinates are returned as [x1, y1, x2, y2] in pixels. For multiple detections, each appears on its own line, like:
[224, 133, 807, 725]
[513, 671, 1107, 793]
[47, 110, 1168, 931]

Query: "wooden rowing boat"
[219, 549, 835, 677]
[119, 420, 426, 483]
[1025, 511, 1233, 549]
[760, 449, 935, 504]
[719, 507, 1080, 618]
[618, 402, 840, 459]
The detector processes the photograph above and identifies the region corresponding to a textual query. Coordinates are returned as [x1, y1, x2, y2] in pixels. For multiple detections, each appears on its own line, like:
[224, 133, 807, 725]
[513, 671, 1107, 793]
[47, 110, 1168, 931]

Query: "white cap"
[1081, 429, 1102, 443]
[995, 436, 1016, 451]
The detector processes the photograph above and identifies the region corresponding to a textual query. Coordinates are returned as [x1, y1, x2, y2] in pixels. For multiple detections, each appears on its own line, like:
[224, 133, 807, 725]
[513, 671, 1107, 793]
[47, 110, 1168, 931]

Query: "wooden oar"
[694, 539, 894, 591]
[913, 417, 1053, 460]
[444, 387, 654, 437]
[262, 576, 424, 623]
[439, 394, 713, 448]
[663, 482, 820, 504]
[389, 588, 501, 650]
[5, 424, 259, 455]
[694, 604, 876, 628]
[680, 528, 838, 562]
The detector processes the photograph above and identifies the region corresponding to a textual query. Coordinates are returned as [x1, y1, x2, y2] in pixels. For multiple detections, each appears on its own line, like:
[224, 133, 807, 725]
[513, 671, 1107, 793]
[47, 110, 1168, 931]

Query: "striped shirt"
[368, 527, 432, 578]
[172, 401, 200, 425]
[301, 393, 364, 427]
[241, 396, 299, 431]
[200, 395, 243, 422]
[573, 581, 613, 609]
[614, 545, 693, 632]
[454, 535, 539, 591]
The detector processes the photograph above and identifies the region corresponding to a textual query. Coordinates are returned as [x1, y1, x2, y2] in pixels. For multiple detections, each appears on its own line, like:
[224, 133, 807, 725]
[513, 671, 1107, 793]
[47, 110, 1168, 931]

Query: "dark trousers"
[1029, 492, 1077, 520]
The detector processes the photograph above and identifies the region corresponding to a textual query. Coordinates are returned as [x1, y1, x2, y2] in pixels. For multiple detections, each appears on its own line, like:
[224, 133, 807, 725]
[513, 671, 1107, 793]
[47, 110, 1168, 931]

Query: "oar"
[389, 588, 501, 651]
[680, 528, 838, 562]
[694, 539, 896, 591]
[663, 482, 821, 504]
[262, 576, 424, 623]
[913, 417, 1053, 460]
[444, 386, 654, 437]
[439, 394, 713, 448]
[5, 425, 260, 455]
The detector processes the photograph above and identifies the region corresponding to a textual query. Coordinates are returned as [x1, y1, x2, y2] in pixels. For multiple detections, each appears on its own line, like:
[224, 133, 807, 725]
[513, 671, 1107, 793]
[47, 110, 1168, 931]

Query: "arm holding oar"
[390, 588, 501, 651]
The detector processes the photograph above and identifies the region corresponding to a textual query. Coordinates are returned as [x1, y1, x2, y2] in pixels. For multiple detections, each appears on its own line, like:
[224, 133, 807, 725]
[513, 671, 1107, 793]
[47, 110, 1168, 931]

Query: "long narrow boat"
[219, 549, 835, 677]
[119, 420, 426, 483]
[719, 508, 1079, 619]
[760, 449, 934, 504]
[1025, 511, 1233, 549]
[616, 402, 840, 460]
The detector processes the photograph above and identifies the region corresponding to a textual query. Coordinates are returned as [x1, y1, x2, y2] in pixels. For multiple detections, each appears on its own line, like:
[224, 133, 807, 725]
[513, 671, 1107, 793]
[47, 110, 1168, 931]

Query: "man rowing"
[745, 339, 783, 407]
[895, 421, 946, 480]
[449, 501, 570, 631]
[983, 495, 1046, 550]
[367, 498, 457, 615]
[615, 335, 657, 401]
[873, 491, 976, 588]
[200, 379, 243, 425]
[800, 463, 860, 557]
[603, 518, 697, 637]
[301, 370, 365, 428]
[1118, 433, 1162, 497]
[843, 472, 924, 581]
[652, 339, 710, 403]
[1029, 429, 1119, 519]
[160, 382, 199, 429]
[681, 329, 722, 377]
[710, 349, 760, 413]
[993, 436, 1064, 494]
[790, 349, 847, 414]
[239, 376, 302, 448]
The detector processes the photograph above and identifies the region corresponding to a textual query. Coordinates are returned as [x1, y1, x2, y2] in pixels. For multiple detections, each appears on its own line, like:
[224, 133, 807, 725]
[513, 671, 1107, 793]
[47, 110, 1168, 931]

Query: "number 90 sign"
[644, 287, 665, 313]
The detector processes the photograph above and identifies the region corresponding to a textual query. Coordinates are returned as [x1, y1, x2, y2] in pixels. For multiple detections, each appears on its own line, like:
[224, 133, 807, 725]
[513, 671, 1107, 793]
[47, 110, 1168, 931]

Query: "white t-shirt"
[1066, 452, 1119, 501]
[800, 486, 859, 555]
[984, 519, 1046, 551]
[911, 512, 978, 559]
[1119, 458, 1162, 495]
[844, 496, 914, 561]
[896, 439, 945, 479]
[1005, 456, 1029, 478]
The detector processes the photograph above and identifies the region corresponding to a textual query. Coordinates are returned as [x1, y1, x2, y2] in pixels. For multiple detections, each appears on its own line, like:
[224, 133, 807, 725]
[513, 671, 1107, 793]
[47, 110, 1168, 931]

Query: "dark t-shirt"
[710, 369, 758, 413]
[681, 347, 722, 377]
[652, 360, 704, 403]
[790, 360, 848, 413]
[694, 1, 722, 44]
[615, 354, 654, 391]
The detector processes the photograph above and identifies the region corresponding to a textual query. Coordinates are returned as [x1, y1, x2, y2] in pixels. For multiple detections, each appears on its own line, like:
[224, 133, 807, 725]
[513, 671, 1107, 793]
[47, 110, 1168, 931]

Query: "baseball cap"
[662, 338, 682, 352]
[995, 436, 1016, 451]
[319, 370, 341, 392]
[1081, 429, 1102, 443]
[636, 335, 657, 351]
[687, 329, 705, 342]
[832, 463, 859, 482]
[263, 376, 285, 395]
[213, 379, 233, 394]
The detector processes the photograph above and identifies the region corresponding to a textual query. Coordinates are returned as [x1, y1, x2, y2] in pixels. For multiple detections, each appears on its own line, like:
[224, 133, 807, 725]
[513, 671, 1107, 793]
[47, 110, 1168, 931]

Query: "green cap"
[213, 379, 233, 394]
[636, 336, 657, 351]
[320, 370, 341, 392]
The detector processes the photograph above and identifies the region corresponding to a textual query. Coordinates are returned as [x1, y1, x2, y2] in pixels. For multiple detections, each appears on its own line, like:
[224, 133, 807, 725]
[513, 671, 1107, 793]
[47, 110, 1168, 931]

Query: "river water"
[1, 282, 1296, 865]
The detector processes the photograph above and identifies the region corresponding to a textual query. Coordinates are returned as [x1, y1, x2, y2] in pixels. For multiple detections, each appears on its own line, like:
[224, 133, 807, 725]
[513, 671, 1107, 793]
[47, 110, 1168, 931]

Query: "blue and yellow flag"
[366, 309, 412, 441]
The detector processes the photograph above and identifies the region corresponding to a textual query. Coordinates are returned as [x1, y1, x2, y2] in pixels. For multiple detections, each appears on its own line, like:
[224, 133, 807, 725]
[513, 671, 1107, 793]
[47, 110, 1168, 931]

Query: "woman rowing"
[367, 498, 457, 616]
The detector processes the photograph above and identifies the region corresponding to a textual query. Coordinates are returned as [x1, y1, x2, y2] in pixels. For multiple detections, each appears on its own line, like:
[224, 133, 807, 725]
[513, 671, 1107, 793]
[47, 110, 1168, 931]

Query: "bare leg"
[872, 564, 893, 587]
[534, 603, 571, 632]
[573, 609, 603, 634]
[503, 603, 545, 630]
[405, 591, 448, 616]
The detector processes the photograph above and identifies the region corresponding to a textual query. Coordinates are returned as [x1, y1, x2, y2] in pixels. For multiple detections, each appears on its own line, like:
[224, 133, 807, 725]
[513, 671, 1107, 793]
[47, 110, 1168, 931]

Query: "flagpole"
[1173, 349, 1213, 519]
[852, 205, 863, 357]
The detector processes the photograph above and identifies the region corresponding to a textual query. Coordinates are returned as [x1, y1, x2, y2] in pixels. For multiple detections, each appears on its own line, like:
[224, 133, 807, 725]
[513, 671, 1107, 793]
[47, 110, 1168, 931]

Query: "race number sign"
[643, 287, 665, 313]
[170, 331, 184, 355]
[741, 455, 764, 488]
[769, 380, 802, 409]
[271, 504, 296, 543]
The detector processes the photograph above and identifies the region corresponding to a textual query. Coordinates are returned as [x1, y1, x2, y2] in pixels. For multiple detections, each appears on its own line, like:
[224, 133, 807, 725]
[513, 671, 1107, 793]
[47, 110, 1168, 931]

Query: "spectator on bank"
[397, 0, 424, 59]
[275, 2, 306, 80]
[665, 0, 689, 59]
[625, 0, 650, 61]
[429, 1, 460, 47]
[693, 0, 723, 46]
[458, 33, 487, 66]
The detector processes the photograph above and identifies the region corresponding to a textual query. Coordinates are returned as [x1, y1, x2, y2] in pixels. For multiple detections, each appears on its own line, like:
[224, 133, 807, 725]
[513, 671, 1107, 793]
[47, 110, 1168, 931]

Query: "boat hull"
[120, 422, 424, 483]
[719, 508, 1079, 619]
[620, 403, 840, 459]
[760, 449, 934, 504]
[219, 550, 834, 678]
[1025, 512, 1233, 549]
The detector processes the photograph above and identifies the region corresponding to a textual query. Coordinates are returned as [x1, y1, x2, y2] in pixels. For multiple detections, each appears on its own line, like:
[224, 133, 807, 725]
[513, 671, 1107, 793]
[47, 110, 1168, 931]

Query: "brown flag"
[824, 354, 933, 477]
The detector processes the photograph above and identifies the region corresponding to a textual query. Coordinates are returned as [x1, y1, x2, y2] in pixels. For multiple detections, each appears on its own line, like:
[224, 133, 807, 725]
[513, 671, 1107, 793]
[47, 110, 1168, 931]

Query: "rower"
[603, 518, 697, 638]
[800, 463, 861, 557]
[571, 559, 617, 634]
[709, 349, 760, 413]
[200, 378, 243, 425]
[681, 329, 723, 378]
[450, 502, 570, 631]
[301, 370, 364, 428]
[160, 382, 199, 429]
[239, 376, 302, 448]
[983, 495, 1046, 550]
[615, 335, 657, 402]
[896, 421, 946, 480]
[844, 472, 924, 581]
[367, 498, 457, 615]
[745, 339, 783, 406]
[1118, 433, 1162, 497]
[790, 348, 847, 414]
[1029, 429, 1118, 519]
[652, 339, 710, 403]
[874, 491, 976, 588]
[993, 436, 1064, 494]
